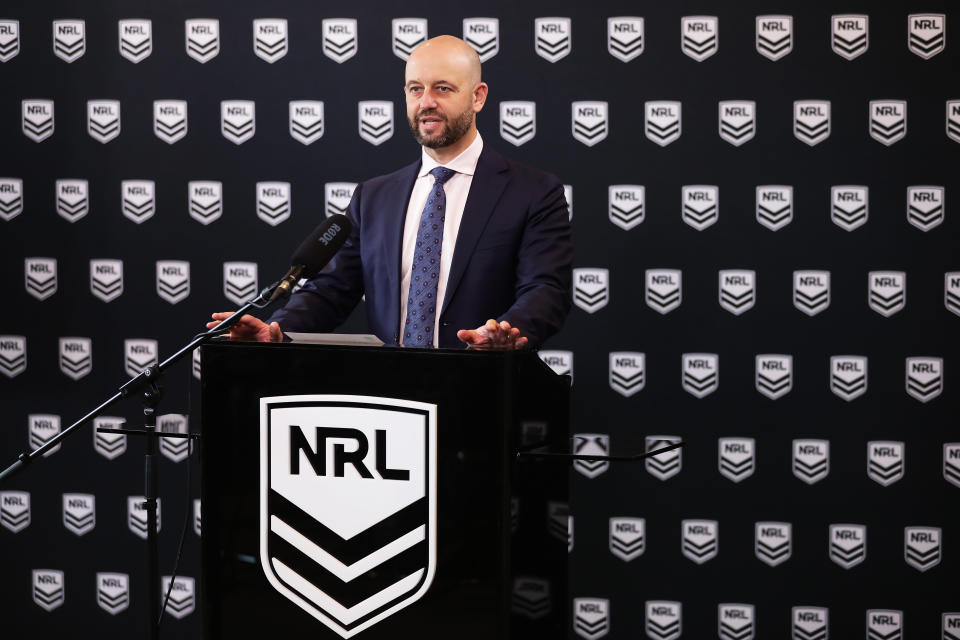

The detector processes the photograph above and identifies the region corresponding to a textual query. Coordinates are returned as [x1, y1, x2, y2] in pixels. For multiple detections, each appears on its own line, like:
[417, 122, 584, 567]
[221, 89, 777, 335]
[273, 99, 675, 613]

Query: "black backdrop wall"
[0, 1, 956, 638]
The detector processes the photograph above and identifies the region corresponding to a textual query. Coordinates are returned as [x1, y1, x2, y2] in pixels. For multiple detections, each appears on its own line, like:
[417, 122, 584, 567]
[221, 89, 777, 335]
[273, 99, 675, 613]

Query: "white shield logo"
[29, 414, 60, 456]
[831, 185, 869, 231]
[93, 416, 127, 460]
[832, 15, 868, 60]
[392, 18, 427, 60]
[463, 18, 498, 62]
[289, 100, 324, 145]
[118, 19, 152, 63]
[904, 526, 941, 571]
[499, 101, 536, 147]
[718, 604, 755, 640]
[793, 439, 829, 484]
[756, 15, 792, 60]
[573, 268, 609, 313]
[121, 180, 155, 223]
[56, 179, 89, 222]
[608, 17, 643, 62]
[944, 443, 960, 488]
[59, 337, 92, 380]
[25, 257, 57, 300]
[829, 524, 866, 569]
[718, 270, 755, 314]
[159, 414, 191, 462]
[161, 576, 195, 619]
[609, 517, 645, 561]
[0, 20, 20, 62]
[794, 100, 831, 146]
[869, 100, 906, 145]
[322, 19, 357, 63]
[682, 353, 718, 398]
[260, 395, 437, 638]
[358, 100, 394, 145]
[221, 100, 255, 144]
[793, 270, 830, 316]
[718, 101, 756, 146]
[96, 573, 130, 615]
[32, 570, 64, 611]
[564, 184, 573, 219]
[256, 181, 291, 226]
[535, 17, 571, 62]
[908, 14, 945, 59]
[90, 259, 123, 302]
[867, 441, 904, 486]
[868, 271, 905, 316]
[681, 519, 718, 564]
[156, 260, 190, 304]
[547, 501, 572, 550]
[124, 338, 158, 378]
[0, 335, 27, 378]
[756, 185, 793, 231]
[645, 101, 681, 146]
[906, 357, 942, 402]
[574, 598, 609, 639]
[646, 601, 682, 640]
[127, 495, 161, 538]
[792, 607, 828, 640]
[325, 182, 357, 217]
[571, 101, 608, 146]
[539, 350, 573, 384]
[608, 185, 644, 230]
[718, 438, 755, 483]
[511, 577, 550, 620]
[194, 498, 202, 535]
[682, 185, 719, 230]
[907, 185, 944, 231]
[646, 436, 682, 481]
[0, 177, 24, 220]
[1, 491, 30, 533]
[223, 262, 258, 305]
[192, 348, 201, 380]
[188, 181, 223, 225]
[830, 355, 867, 401]
[185, 19, 220, 63]
[53, 19, 85, 62]
[153, 99, 187, 144]
[681, 15, 718, 61]
[609, 352, 644, 397]
[253, 18, 287, 63]
[646, 269, 682, 314]
[867, 610, 902, 640]
[755, 522, 791, 566]
[572, 433, 610, 479]
[948, 101, 960, 143]
[62, 493, 95, 536]
[22, 99, 54, 142]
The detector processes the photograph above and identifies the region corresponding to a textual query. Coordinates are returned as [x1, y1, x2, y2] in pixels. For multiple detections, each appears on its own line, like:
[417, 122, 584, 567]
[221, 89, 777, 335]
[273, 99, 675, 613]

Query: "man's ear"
[473, 82, 489, 113]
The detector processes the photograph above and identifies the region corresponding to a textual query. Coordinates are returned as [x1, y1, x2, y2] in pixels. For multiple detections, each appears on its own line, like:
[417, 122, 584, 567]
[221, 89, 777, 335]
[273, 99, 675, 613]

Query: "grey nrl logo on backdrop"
[718, 438, 755, 483]
[867, 441, 904, 486]
[718, 603, 755, 640]
[0, 178, 24, 220]
[571, 101, 608, 146]
[830, 355, 867, 401]
[122, 180, 155, 223]
[682, 185, 718, 230]
[253, 19, 288, 63]
[159, 414, 190, 463]
[392, 18, 427, 60]
[831, 185, 868, 231]
[646, 600, 682, 640]
[793, 439, 829, 484]
[832, 15, 868, 60]
[124, 339, 158, 378]
[463, 18, 499, 62]
[59, 337, 92, 380]
[0, 20, 20, 62]
[224, 262, 258, 306]
[33, 569, 65, 611]
[681, 15, 718, 61]
[607, 17, 643, 62]
[755, 522, 791, 566]
[907, 185, 944, 231]
[904, 526, 941, 571]
[572, 268, 609, 313]
[908, 14, 945, 59]
[1, 490, 31, 533]
[869, 100, 906, 145]
[609, 517, 644, 562]
[156, 261, 190, 304]
[756, 15, 792, 61]
[322, 19, 357, 63]
[646, 269, 681, 314]
[499, 101, 536, 146]
[189, 181, 223, 225]
[256, 182, 291, 226]
[867, 610, 902, 640]
[161, 576, 195, 618]
[829, 523, 866, 569]
[118, 19, 152, 63]
[681, 519, 718, 564]
[609, 351, 644, 397]
[905, 357, 942, 402]
[793, 270, 830, 315]
[945, 444, 960, 488]
[290, 101, 324, 145]
[97, 572, 130, 615]
[185, 19, 220, 63]
[89, 259, 123, 302]
[608, 185, 644, 230]
[718, 270, 755, 315]
[572, 434, 609, 479]
[154, 100, 187, 144]
[755, 354, 792, 399]
[535, 17, 571, 62]
[868, 270, 905, 316]
[718, 101, 755, 146]
[57, 179, 89, 222]
[645, 101, 681, 146]
[539, 350, 572, 383]
[682, 353, 718, 398]
[221, 100, 255, 144]
[29, 414, 60, 456]
[358, 101, 394, 145]
[93, 416, 127, 460]
[325, 182, 357, 217]
[947, 101, 960, 143]
[792, 607, 828, 640]
[127, 495, 161, 539]
[22, 99, 54, 142]
[646, 436, 682, 481]
[62, 493, 95, 536]
[0, 335, 27, 378]
[25, 257, 57, 300]
[794, 100, 830, 145]
[573, 597, 609, 639]
[53, 19, 85, 62]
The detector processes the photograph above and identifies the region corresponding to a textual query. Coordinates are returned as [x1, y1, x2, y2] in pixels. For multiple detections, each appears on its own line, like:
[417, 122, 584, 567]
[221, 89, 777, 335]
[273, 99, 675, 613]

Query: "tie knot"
[430, 166, 456, 186]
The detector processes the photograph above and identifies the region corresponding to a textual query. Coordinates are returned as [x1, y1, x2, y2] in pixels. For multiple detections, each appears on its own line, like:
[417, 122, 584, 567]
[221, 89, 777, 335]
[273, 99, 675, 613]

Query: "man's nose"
[419, 88, 439, 109]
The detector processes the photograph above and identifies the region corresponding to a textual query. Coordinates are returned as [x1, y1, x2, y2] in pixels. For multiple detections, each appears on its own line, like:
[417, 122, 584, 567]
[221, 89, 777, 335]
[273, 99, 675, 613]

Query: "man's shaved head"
[406, 35, 482, 86]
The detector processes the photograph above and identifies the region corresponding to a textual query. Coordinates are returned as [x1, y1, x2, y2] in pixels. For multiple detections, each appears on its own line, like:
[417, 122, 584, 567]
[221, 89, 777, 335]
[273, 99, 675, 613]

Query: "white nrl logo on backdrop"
[93, 416, 127, 460]
[608, 185, 644, 230]
[156, 260, 190, 304]
[573, 268, 609, 313]
[829, 523, 866, 569]
[322, 19, 357, 63]
[463, 18, 498, 62]
[121, 180, 155, 223]
[392, 18, 427, 60]
[906, 185, 944, 231]
[256, 182, 291, 226]
[609, 352, 644, 397]
[904, 526, 941, 571]
[868, 271, 905, 316]
[62, 493, 95, 536]
[0, 335, 27, 378]
[682, 185, 718, 230]
[572, 433, 610, 479]
[645, 101, 681, 146]
[59, 337, 92, 380]
[573, 598, 609, 639]
[33, 569, 65, 611]
[499, 101, 536, 146]
[89, 259, 123, 302]
[194, 498, 201, 535]
[945, 444, 960, 488]
[908, 14, 945, 59]
[22, 99, 54, 142]
[289, 101, 324, 145]
[159, 414, 191, 462]
[53, 19, 85, 63]
[869, 100, 906, 145]
[0, 177, 24, 220]
[681, 519, 718, 564]
[832, 185, 868, 231]
[867, 610, 902, 640]
[571, 101, 608, 146]
[539, 350, 573, 384]
[0, 20, 20, 62]
[755, 522, 791, 566]
[793, 439, 829, 484]
[253, 19, 288, 63]
[511, 577, 550, 620]
[25, 257, 57, 300]
[189, 181, 223, 225]
[756, 185, 793, 231]
[947, 101, 960, 143]
[124, 338, 158, 378]
[535, 17, 571, 62]
[718, 438, 755, 483]
[756, 15, 792, 61]
[608, 17, 643, 62]
[96, 572, 130, 615]
[793, 270, 830, 316]
[646, 269, 682, 314]
[154, 100, 187, 144]
[867, 441, 904, 487]
[57, 179, 89, 222]
[29, 414, 60, 456]
[1, 491, 31, 533]
[718, 270, 755, 315]
[718, 604, 755, 640]
[609, 517, 644, 561]
[221, 100, 255, 144]
[185, 19, 220, 63]
[260, 395, 437, 638]
[162, 576, 195, 619]
[193, 348, 201, 380]
[832, 15, 868, 60]
[118, 19, 152, 63]
[718, 101, 755, 146]
[682, 353, 718, 398]
[792, 607, 828, 640]
[905, 357, 942, 402]
[794, 100, 831, 146]
[358, 101, 394, 145]
[127, 495, 161, 538]
[830, 355, 867, 401]
[681, 15, 718, 61]
[646, 601, 682, 640]
[945, 613, 960, 639]
[646, 436, 682, 481]
[224, 262, 258, 306]
[325, 182, 357, 217]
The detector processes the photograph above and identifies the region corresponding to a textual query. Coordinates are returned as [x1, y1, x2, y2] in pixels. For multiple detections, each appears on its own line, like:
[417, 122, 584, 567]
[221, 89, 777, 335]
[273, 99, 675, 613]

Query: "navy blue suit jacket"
[269, 144, 572, 348]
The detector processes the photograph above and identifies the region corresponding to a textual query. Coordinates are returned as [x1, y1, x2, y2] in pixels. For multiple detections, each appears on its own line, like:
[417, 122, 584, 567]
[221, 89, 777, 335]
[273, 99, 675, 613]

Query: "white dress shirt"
[399, 131, 484, 346]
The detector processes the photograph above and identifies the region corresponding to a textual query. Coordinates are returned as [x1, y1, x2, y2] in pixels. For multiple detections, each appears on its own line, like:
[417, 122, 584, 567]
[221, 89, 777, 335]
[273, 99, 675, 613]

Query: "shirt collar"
[418, 131, 484, 178]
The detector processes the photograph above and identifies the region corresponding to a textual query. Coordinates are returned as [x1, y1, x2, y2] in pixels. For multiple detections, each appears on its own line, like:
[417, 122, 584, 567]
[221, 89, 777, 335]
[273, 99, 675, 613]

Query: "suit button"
[440, 321, 449, 327]
[393, 333, 399, 342]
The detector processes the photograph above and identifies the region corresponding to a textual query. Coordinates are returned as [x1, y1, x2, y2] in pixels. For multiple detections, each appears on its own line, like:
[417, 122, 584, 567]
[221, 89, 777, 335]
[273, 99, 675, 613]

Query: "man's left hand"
[457, 319, 529, 350]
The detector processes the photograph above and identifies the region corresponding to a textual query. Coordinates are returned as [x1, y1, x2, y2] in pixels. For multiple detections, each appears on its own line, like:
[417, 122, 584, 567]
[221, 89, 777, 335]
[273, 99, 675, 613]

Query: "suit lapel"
[381, 160, 420, 338]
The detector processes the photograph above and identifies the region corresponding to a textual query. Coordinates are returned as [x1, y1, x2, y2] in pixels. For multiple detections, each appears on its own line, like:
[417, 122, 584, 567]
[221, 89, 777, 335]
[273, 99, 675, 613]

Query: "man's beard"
[409, 107, 474, 148]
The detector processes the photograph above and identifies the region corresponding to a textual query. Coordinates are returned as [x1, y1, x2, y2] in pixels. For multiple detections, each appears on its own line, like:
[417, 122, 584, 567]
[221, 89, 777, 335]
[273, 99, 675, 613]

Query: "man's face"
[404, 52, 478, 149]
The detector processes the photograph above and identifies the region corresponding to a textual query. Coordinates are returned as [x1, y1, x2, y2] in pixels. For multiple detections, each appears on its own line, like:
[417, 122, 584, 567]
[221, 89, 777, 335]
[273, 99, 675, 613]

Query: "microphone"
[269, 214, 353, 301]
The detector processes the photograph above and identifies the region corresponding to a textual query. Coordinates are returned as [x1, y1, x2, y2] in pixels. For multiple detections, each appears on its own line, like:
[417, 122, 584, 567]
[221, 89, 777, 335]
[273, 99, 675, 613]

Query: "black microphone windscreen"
[290, 214, 353, 277]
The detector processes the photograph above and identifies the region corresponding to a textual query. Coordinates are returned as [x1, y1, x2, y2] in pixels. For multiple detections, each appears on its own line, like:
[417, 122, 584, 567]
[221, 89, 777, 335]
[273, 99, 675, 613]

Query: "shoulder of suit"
[359, 157, 421, 190]
[496, 152, 562, 192]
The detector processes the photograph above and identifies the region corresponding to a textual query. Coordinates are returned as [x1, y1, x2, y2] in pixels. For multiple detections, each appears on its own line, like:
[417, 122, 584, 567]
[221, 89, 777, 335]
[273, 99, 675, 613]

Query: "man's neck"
[423, 127, 478, 165]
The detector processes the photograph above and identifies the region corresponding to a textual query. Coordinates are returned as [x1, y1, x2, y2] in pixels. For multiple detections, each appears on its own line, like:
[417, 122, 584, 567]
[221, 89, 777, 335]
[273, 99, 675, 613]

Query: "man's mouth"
[419, 114, 444, 132]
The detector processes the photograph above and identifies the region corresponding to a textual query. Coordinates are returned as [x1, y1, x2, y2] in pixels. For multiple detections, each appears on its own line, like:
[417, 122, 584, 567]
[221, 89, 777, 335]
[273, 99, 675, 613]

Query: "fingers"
[268, 322, 283, 342]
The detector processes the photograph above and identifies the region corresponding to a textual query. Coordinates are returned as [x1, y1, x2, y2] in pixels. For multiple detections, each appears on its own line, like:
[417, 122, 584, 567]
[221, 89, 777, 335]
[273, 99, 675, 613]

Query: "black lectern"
[199, 340, 569, 639]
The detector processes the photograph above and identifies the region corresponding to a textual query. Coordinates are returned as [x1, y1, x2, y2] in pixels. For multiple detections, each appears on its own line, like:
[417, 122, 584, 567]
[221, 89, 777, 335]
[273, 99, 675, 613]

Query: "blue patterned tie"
[403, 166, 456, 347]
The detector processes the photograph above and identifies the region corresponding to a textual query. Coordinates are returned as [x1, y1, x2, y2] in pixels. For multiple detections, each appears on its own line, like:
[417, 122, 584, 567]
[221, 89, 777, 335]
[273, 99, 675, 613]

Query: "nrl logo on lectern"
[794, 100, 831, 146]
[499, 101, 536, 147]
[221, 100, 255, 144]
[646, 601, 682, 640]
[718, 438, 755, 482]
[534, 17, 571, 63]
[793, 270, 830, 315]
[122, 180, 155, 223]
[829, 524, 866, 569]
[0, 20, 20, 62]
[33, 569, 65, 611]
[908, 14, 945, 59]
[392, 18, 427, 60]
[322, 19, 357, 63]
[608, 185, 644, 230]
[253, 19, 288, 63]
[571, 102, 608, 147]
[646, 269, 682, 314]
[904, 526, 941, 571]
[645, 436, 682, 481]
[718, 101, 755, 146]
[573, 598, 609, 639]
[62, 493, 95, 536]
[22, 99, 54, 142]
[681, 15, 718, 61]
[867, 441, 905, 486]
[682, 353, 718, 398]
[792, 607, 828, 640]
[830, 356, 867, 401]
[905, 357, 942, 402]
[25, 257, 57, 300]
[793, 439, 829, 484]
[463, 18, 499, 62]
[59, 337, 92, 380]
[358, 101, 394, 146]
[868, 271, 905, 316]
[682, 185, 718, 230]
[1, 491, 31, 533]
[185, 19, 220, 63]
[154, 100, 187, 144]
[289, 101, 324, 145]
[681, 520, 718, 564]
[718, 603, 755, 640]
[869, 100, 906, 145]
[572, 268, 609, 313]
[0, 178, 24, 221]
[609, 517, 644, 561]
[867, 610, 902, 640]
[156, 261, 190, 304]
[256, 182, 292, 226]
[645, 101, 681, 146]
[756, 15, 792, 61]
[831, 185, 868, 231]
[29, 414, 60, 456]
[53, 19, 85, 63]
[124, 339, 158, 378]
[57, 179, 89, 222]
[607, 17, 644, 62]
[118, 19, 152, 63]
[609, 352, 644, 397]
[325, 182, 357, 217]
[906, 185, 944, 231]
[572, 433, 610, 479]
[188, 181, 223, 225]
[0, 335, 27, 378]
[260, 395, 437, 638]
[96, 572, 130, 615]
[89, 259, 123, 302]
[755, 522, 791, 566]
[832, 15, 868, 60]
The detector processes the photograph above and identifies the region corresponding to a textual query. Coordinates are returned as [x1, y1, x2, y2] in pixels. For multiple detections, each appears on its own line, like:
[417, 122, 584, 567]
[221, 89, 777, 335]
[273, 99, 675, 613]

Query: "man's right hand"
[206, 312, 283, 342]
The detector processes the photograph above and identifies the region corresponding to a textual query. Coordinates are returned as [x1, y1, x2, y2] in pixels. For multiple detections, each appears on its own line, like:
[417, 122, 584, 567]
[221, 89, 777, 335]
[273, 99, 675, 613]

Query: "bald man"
[208, 36, 572, 349]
